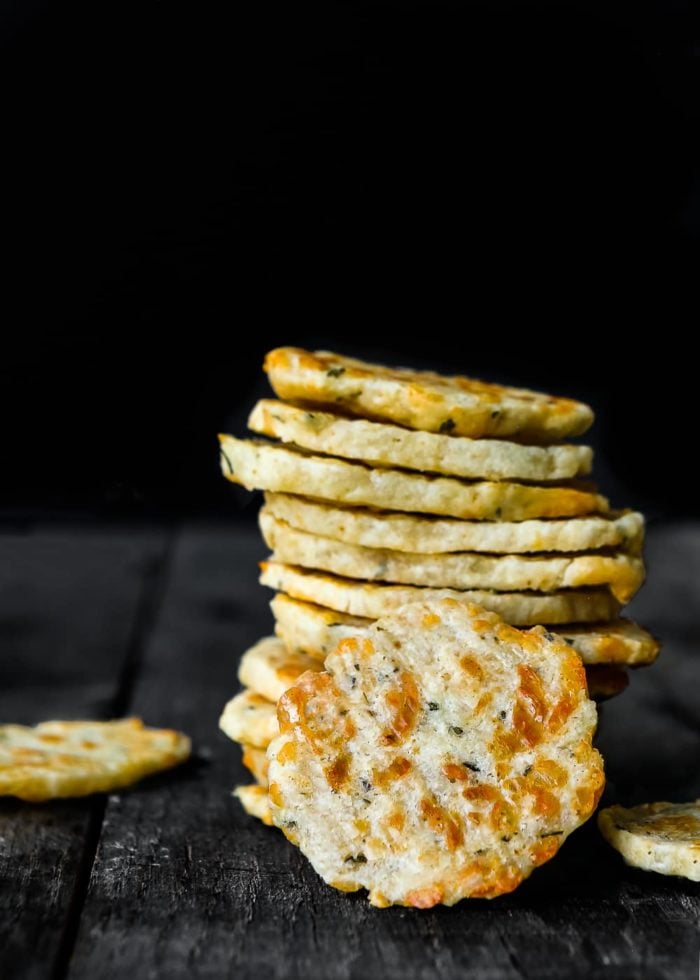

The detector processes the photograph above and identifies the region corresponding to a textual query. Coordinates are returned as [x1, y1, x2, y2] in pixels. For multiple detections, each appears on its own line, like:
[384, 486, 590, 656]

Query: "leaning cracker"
[220, 438, 608, 522]
[272, 594, 658, 668]
[260, 562, 621, 626]
[234, 785, 273, 826]
[0, 719, 190, 802]
[234, 636, 626, 720]
[264, 347, 593, 441]
[238, 635, 322, 702]
[598, 801, 700, 881]
[267, 599, 604, 907]
[219, 691, 279, 748]
[229, 670, 620, 761]
[261, 512, 644, 603]
[265, 494, 643, 556]
[241, 744, 270, 786]
[249, 400, 592, 481]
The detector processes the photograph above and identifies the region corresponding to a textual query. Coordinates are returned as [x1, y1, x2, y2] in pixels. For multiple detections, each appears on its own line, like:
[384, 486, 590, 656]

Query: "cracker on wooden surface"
[0, 718, 190, 802]
[267, 599, 604, 907]
[598, 800, 700, 881]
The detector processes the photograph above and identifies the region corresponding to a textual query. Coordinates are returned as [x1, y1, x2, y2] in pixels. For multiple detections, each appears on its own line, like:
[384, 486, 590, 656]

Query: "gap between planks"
[50, 528, 180, 980]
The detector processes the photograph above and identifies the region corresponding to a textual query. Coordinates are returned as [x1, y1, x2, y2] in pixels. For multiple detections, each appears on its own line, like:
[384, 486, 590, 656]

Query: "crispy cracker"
[598, 800, 700, 881]
[220, 438, 608, 522]
[219, 691, 278, 748]
[264, 494, 643, 556]
[260, 562, 621, 626]
[241, 744, 270, 786]
[238, 635, 322, 703]
[0, 718, 190, 802]
[234, 784, 273, 826]
[267, 599, 604, 907]
[261, 511, 644, 603]
[271, 593, 657, 668]
[249, 399, 592, 481]
[264, 347, 593, 441]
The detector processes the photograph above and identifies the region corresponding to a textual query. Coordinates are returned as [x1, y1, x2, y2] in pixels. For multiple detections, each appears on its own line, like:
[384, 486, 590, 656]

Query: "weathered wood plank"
[0, 526, 169, 980]
[65, 523, 700, 980]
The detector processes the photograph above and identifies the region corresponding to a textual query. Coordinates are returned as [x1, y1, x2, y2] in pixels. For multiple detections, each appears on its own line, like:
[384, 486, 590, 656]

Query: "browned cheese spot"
[419, 797, 464, 851]
[462, 783, 516, 834]
[460, 655, 485, 683]
[406, 885, 443, 908]
[382, 672, 420, 746]
[278, 672, 355, 753]
[512, 664, 547, 749]
[386, 809, 406, 833]
[373, 756, 413, 789]
[442, 762, 470, 783]
[325, 754, 351, 791]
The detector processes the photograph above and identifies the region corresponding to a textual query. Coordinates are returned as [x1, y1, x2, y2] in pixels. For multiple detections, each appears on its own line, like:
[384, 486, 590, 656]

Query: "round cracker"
[234, 785, 273, 826]
[271, 593, 369, 662]
[598, 801, 700, 881]
[556, 621, 659, 667]
[219, 690, 279, 749]
[238, 635, 322, 703]
[264, 347, 594, 441]
[249, 399, 592, 481]
[271, 594, 658, 668]
[220, 437, 608, 522]
[0, 719, 191, 802]
[261, 511, 644, 603]
[241, 744, 270, 787]
[267, 599, 604, 907]
[260, 562, 621, 626]
[233, 636, 626, 722]
[264, 494, 644, 556]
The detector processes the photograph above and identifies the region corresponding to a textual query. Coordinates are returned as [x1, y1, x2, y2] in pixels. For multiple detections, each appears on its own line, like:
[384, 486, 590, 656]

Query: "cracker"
[241, 744, 270, 786]
[556, 621, 659, 667]
[249, 399, 592, 481]
[264, 494, 643, 556]
[267, 599, 604, 906]
[272, 594, 658, 668]
[271, 593, 369, 662]
[0, 718, 190, 802]
[233, 641, 624, 723]
[234, 784, 273, 826]
[261, 512, 644, 603]
[598, 801, 700, 881]
[219, 690, 278, 748]
[220, 438, 608, 522]
[238, 635, 322, 703]
[264, 347, 594, 441]
[260, 562, 621, 626]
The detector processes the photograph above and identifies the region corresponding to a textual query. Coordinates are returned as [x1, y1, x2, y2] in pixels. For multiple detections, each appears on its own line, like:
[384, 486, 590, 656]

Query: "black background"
[2, 0, 699, 521]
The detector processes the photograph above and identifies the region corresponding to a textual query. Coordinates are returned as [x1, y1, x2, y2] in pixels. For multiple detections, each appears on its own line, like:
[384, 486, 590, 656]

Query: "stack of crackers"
[218, 347, 659, 894]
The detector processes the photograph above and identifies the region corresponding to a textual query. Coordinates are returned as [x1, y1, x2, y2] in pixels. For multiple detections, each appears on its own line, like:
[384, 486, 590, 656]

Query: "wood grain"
[0, 527, 169, 980]
[62, 524, 699, 980]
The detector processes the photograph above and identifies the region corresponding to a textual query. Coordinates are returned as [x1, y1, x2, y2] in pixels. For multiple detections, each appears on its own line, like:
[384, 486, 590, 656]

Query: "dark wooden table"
[1, 521, 698, 980]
